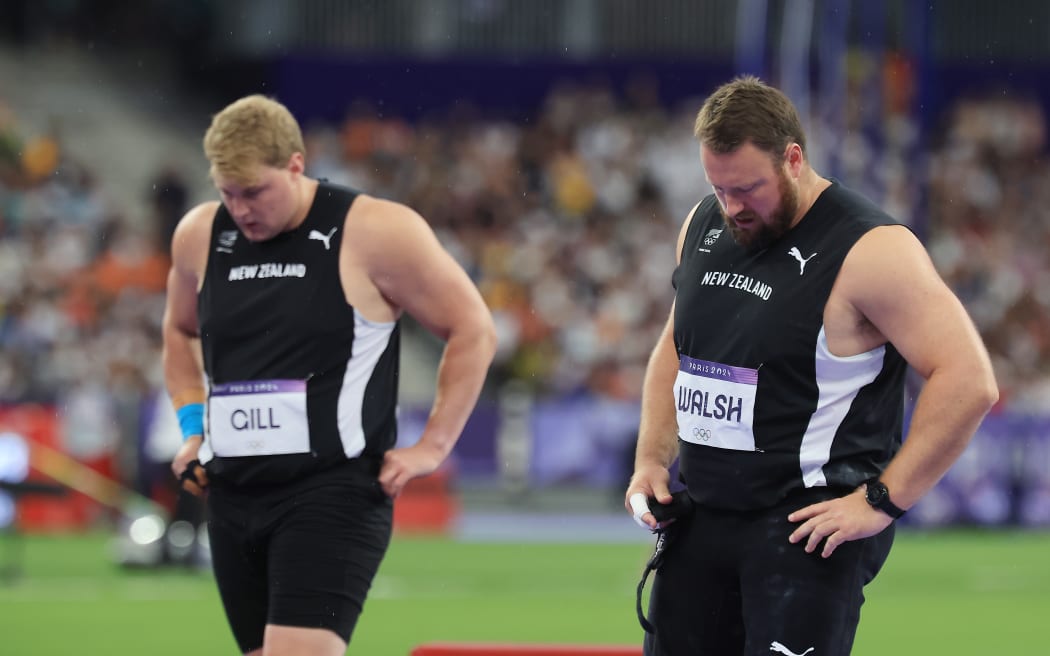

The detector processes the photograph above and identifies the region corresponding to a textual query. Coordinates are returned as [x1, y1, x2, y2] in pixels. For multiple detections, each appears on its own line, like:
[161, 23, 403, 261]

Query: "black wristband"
[864, 479, 906, 519]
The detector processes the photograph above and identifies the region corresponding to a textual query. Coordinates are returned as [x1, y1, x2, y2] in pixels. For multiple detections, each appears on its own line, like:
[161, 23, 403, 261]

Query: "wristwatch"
[864, 479, 906, 519]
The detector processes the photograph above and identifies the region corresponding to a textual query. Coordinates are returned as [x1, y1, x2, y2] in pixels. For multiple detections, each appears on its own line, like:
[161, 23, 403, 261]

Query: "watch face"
[865, 480, 904, 518]
[866, 482, 887, 505]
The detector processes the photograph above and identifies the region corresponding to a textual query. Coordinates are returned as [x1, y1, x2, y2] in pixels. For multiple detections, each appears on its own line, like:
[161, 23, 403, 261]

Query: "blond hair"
[694, 76, 807, 162]
[203, 95, 305, 184]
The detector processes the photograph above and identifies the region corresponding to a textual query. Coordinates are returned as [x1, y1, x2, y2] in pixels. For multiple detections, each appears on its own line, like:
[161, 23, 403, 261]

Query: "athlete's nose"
[226, 196, 250, 219]
[723, 194, 747, 219]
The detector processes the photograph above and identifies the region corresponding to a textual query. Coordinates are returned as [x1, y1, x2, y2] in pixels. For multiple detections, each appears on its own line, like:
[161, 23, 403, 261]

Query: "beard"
[722, 172, 800, 253]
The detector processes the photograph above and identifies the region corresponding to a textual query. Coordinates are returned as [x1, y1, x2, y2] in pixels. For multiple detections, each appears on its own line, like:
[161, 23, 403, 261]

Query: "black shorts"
[644, 487, 894, 656]
[205, 461, 393, 652]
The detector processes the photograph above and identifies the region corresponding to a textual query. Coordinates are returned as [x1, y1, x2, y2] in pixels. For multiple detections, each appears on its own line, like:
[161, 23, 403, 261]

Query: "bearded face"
[721, 167, 800, 253]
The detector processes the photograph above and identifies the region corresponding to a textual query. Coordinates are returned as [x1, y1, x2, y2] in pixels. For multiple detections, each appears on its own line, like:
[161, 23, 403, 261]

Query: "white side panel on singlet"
[337, 310, 396, 458]
[799, 326, 885, 487]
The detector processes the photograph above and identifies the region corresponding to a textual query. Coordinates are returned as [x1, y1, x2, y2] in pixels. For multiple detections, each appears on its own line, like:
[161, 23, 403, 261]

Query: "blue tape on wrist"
[176, 403, 204, 442]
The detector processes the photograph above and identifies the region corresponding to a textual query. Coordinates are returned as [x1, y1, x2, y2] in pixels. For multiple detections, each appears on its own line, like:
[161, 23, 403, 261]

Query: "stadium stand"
[1, 1, 1049, 541]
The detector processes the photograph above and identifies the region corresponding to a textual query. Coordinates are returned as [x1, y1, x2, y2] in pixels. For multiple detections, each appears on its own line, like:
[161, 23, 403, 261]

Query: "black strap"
[636, 528, 671, 634]
[179, 460, 207, 488]
[635, 490, 693, 634]
[179, 460, 199, 482]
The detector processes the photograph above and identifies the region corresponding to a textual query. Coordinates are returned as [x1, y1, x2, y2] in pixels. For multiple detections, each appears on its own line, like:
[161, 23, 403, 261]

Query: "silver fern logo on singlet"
[698, 228, 723, 253]
[216, 230, 239, 253]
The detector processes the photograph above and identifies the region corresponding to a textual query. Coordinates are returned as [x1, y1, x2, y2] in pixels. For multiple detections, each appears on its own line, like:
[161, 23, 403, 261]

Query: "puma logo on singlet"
[770, 641, 814, 656]
[308, 227, 338, 250]
[787, 247, 818, 275]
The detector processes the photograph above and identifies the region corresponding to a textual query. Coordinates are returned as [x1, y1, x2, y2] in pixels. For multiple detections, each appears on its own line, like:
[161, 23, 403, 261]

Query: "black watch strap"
[864, 479, 906, 519]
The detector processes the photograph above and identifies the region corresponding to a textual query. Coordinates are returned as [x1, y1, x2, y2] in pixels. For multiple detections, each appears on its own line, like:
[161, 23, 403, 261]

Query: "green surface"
[0, 529, 1047, 654]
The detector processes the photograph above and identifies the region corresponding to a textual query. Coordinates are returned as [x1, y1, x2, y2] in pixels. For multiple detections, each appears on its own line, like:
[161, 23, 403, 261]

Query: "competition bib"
[674, 355, 759, 451]
[207, 379, 309, 457]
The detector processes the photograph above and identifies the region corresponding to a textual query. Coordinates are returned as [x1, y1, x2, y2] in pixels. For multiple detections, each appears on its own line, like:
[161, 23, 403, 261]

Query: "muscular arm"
[352, 197, 497, 496]
[162, 204, 213, 395]
[161, 264, 203, 399]
[789, 225, 998, 555]
[161, 203, 215, 490]
[631, 312, 681, 477]
[624, 205, 697, 526]
[844, 226, 998, 507]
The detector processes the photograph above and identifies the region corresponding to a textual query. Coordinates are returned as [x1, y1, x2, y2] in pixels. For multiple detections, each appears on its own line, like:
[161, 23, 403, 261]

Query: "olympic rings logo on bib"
[692, 427, 713, 441]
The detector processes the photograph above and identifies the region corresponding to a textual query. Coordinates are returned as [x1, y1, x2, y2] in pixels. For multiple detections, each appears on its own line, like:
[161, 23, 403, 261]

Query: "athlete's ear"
[783, 143, 804, 176]
[286, 152, 306, 175]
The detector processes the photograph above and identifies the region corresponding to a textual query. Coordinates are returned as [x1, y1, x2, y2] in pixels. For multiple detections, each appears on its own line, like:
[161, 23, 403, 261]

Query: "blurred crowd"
[926, 94, 1050, 413]
[0, 99, 177, 493]
[0, 80, 1047, 502]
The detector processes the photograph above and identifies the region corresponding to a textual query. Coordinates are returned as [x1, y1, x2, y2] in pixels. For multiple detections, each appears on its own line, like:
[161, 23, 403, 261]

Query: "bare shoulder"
[171, 201, 220, 277]
[675, 201, 702, 263]
[839, 224, 939, 297]
[340, 193, 484, 333]
[346, 194, 424, 230]
[173, 202, 220, 249]
[835, 223, 974, 371]
[344, 194, 438, 259]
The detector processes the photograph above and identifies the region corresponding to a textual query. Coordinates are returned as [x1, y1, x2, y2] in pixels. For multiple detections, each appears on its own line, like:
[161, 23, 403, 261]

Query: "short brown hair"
[693, 76, 806, 161]
[203, 94, 305, 184]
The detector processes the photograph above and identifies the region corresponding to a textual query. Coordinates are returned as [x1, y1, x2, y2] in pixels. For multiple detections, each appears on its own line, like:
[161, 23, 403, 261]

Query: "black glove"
[648, 490, 694, 523]
[179, 459, 209, 497]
